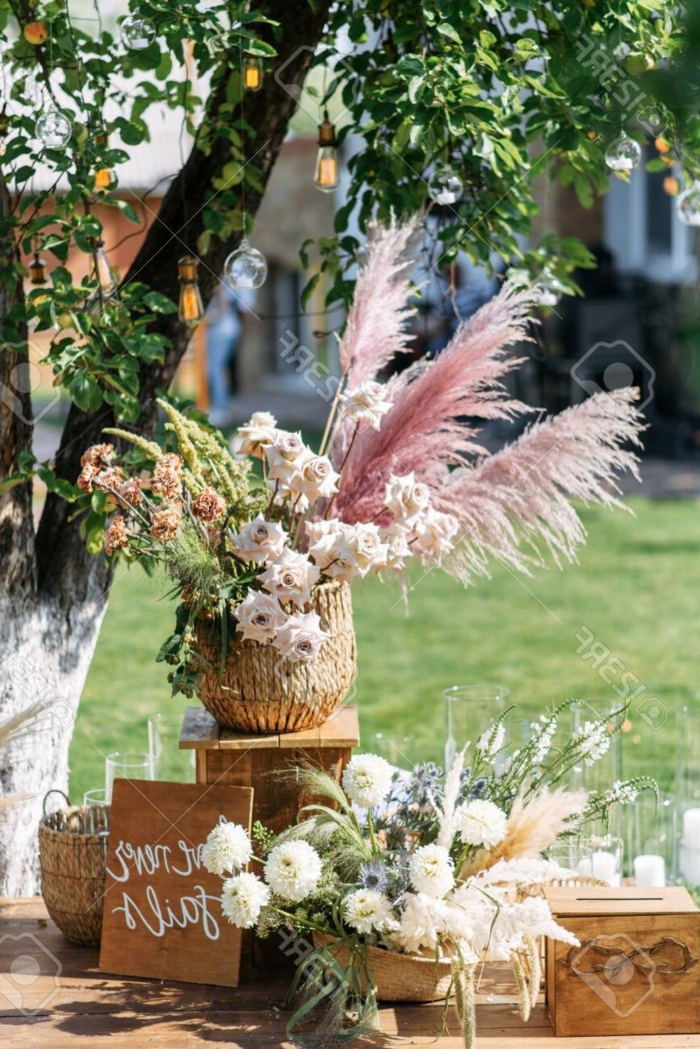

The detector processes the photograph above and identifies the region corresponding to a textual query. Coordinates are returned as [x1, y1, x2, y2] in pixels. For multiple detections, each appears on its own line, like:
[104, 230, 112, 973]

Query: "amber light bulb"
[314, 111, 339, 193]
[178, 254, 204, 328]
[244, 55, 262, 92]
[94, 167, 113, 189]
[29, 250, 47, 284]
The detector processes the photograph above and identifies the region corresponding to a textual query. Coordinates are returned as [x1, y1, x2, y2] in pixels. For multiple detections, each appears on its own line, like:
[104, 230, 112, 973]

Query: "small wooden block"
[179, 707, 221, 750]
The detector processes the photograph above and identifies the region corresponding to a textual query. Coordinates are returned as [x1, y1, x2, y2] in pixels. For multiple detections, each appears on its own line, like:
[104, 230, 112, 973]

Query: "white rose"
[380, 524, 413, 571]
[289, 455, 340, 502]
[264, 431, 311, 485]
[272, 610, 330, 662]
[306, 519, 359, 584]
[234, 591, 287, 644]
[230, 515, 288, 565]
[344, 522, 389, 576]
[413, 508, 459, 560]
[384, 472, 432, 523]
[259, 548, 320, 607]
[341, 381, 393, 431]
[231, 412, 278, 458]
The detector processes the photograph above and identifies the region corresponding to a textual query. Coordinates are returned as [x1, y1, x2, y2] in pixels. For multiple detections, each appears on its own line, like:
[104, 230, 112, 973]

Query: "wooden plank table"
[2, 900, 700, 1048]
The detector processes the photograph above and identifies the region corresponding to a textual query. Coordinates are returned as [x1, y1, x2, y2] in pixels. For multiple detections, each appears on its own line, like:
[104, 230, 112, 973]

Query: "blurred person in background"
[206, 284, 255, 427]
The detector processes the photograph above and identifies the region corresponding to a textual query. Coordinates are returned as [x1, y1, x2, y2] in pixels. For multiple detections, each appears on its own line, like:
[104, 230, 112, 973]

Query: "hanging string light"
[676, 182, 700, 226]
[36, 106, 72, 148]
[120, 15, 156, 50]
[314, 110, 339, 193]
[222, 28, 267, 291]
[28, 241, 47, 284]
[604, 133, 642, 173]
[243, 55, 263, 92]
[92, 239, 117, 294]
[428, 165, 463, 205]
[177, 254, 204, 327]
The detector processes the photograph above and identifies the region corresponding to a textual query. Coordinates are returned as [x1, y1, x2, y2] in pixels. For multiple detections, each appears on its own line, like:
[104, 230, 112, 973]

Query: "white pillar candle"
[633, 854, 666, 887]
[591, 850, 617, 884]
[577, 857, 593, 877]
[679, 844, 700, 886]
[683, 808, 700, 848]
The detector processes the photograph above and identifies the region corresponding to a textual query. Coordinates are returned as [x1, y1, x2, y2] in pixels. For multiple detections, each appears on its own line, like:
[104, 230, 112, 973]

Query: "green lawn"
[70, 497, 700, 800]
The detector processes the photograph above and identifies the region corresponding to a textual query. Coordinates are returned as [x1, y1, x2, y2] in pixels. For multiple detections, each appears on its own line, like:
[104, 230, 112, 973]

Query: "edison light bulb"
[223, 238, 267, 290]
[676, 183, 700, 226]
[120, 15, 156, 50]
[36, 108, 72, 149]
[428, 166, 463, 205]
[28, 251, 47, 285]
[314, 113, 339, 193]
[93, 241, 117, 294]
[94, 168, 113, 189]
[244, 55, 262, 92]
[177, 255, 204, 327]
[604, 134, 642, 172]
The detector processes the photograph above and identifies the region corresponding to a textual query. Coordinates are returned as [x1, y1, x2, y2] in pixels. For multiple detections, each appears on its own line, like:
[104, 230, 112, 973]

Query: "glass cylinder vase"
[676, 706, 700, 886]
[628, 792, 675, 887]
[443, 684, 510, 771]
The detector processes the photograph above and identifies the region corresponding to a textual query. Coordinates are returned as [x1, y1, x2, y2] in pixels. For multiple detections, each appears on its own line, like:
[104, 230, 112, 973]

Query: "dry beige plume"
[461, 787, 587, 877]
[0, 699, 50, 820]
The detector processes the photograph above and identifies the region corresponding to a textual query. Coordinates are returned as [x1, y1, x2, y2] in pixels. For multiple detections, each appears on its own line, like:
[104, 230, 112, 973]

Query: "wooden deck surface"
[2, 899, 700, 1048]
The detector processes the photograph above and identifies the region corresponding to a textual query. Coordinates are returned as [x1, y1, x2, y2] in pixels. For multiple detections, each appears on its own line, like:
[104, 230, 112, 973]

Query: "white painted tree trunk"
[0, 597, 106, 895]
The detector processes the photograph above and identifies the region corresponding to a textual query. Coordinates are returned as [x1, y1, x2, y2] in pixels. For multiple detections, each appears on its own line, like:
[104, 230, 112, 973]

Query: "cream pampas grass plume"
[461, 787, 587, 877]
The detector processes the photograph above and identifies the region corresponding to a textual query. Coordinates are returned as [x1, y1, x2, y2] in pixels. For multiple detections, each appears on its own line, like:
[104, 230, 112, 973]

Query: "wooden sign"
[99, 780, 253, 986]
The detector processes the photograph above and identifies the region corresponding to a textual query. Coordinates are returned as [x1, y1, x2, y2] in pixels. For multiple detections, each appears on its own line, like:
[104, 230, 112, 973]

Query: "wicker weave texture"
[39, 806, 107, 947]
[313, 932, 453, 1002]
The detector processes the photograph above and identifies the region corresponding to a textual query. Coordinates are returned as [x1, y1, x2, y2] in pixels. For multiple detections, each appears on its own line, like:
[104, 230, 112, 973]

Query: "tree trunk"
[0, 0, 332, 893]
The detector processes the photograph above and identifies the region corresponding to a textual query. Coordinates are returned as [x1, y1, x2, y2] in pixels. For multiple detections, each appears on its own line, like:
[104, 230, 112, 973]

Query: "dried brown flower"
[151, 453, 183, 502]
[119, 478, 143, 507]
[77, 463, 97, 493]
[150, 507, 181, 542]
[192, 486, 226, 522]
[92, 466, 124, 492]
[104, 515, 128, 555]
[80, 443, 114, 469]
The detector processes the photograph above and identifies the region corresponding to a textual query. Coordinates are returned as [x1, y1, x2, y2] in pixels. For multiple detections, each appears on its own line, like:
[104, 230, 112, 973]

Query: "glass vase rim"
[442, 683, 510, 700]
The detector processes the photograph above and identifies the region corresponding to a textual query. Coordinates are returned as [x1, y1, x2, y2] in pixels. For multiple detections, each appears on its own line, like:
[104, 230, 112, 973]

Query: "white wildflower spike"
[573, 719, 611, 767]
[435, 746, 468, 849]
[477, 721, 505, 762]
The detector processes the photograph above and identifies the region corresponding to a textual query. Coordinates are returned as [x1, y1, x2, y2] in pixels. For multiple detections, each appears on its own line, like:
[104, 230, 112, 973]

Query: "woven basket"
[38, 801, 108, 947]
[195, 580, 357, 734]
[313, 932, 453, 1003]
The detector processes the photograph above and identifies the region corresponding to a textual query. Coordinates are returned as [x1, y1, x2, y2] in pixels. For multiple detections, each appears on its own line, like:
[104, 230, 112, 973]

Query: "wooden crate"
[544, 886, 700, 1037]
[179, 705, 360, 835]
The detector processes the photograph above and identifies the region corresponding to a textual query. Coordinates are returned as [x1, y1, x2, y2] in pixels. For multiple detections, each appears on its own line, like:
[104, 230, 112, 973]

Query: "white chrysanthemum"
[344, 889, 398, 936]
[456, 799, 508, 849]
[264, 840, 322, 902]
[201, 821, 253, 875]
[476, 721, 505, 761]
[221, 872, 270, 928]
[573, 720, 611, 767]
[409, 843, 454, 898]
[342, 754, 394, 808]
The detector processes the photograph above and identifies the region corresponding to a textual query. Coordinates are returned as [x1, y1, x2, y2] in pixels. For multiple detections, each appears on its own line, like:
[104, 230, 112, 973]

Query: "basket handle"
[42, 789, 71, 816]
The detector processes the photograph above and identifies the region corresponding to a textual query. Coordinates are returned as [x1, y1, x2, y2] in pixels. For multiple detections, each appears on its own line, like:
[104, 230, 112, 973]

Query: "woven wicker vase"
[39, 806, 107, 947]
[195, 580, 357, 734]
[313, 933, 453, 1003]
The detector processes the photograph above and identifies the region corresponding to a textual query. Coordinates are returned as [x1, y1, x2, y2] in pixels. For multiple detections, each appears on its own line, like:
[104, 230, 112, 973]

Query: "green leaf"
[300, 272, 320, 311]
[437, 23, 461, 44]
[69, 371, 103, 412]
[143, 291, 177, 314]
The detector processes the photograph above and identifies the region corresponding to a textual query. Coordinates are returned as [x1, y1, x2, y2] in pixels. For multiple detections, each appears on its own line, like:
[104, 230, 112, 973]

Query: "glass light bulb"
[534, 273, 563, 308]
[676, 183, 700, 226]
[604, 134, 642, 172]
[36, 108, 72, 149]
[244, 56, 262, 92]
[94, 245, 117, 293]
[428, 166, 463, 205]
[223, 238, 267, 290]
[314, 146, 339, 192]
[120, 15, 156, 50]
[179, 282, 204, 327]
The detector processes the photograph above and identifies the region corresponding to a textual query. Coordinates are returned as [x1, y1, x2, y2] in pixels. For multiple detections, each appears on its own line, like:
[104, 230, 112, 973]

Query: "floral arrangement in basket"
[79, 218, 644, 732]
[202, 701, 655, 1047]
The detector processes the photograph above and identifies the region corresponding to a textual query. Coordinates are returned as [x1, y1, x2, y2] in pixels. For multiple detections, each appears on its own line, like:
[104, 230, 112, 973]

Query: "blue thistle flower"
[359, 859, 390, 893]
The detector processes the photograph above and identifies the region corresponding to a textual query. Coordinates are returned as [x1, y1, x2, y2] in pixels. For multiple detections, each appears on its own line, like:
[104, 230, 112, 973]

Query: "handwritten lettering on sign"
[99, 780, 253, 986]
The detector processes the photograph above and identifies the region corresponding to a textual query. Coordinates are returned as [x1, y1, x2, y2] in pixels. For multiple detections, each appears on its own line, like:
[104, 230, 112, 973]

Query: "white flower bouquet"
[80, 218, 643, 732]
[203, 701, 655, 1047]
